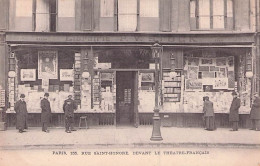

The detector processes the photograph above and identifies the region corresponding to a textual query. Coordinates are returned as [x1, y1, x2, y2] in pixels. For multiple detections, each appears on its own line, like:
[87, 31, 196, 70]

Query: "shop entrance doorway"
[116, 71, 138, 126]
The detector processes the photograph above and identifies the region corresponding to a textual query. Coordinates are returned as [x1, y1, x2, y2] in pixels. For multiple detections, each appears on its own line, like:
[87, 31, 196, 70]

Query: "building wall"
[6, 0, 256, 32]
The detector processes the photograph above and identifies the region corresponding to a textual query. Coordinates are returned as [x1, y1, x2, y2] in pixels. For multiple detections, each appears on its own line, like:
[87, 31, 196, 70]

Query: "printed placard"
[213, 78, 228, 89]
[60, 69, 74, 81]
[185, 79, 203, 91]
[38, 51, 58, 79]
[20, 69, 36, 81]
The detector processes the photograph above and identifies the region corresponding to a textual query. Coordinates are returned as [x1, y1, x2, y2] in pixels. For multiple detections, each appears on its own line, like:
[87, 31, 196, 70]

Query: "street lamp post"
[150, 42, 163, 141]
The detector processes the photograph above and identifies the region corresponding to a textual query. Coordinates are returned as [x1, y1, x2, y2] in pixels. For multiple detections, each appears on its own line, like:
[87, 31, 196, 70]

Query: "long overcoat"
[63, 98, 77, 118]
[203, 100, 214, 117]
[40, 98, 51, 123]
[14, 100, 28, 130]
[250, 97, 260, 120]
[229, 97, 241, 122]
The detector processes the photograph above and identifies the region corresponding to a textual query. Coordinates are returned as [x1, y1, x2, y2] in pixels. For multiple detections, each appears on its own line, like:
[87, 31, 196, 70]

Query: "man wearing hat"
[250, 93, 260, 131]
[229, 91, 241, 131]
[63, 95, 77, 132]
[14, 94, 28, 133]
[41, 93, 52, 132]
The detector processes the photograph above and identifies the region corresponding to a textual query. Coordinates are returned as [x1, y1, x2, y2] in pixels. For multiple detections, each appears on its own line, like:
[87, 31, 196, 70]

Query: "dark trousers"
[252, 119, 260, 130]
[232, 122, 238, 131]
[65, 117, 73, 131]
[42, 122, 49, 131]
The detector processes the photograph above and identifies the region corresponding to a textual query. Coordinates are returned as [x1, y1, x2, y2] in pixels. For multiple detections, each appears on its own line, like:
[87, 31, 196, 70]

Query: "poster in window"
[201, 58, 213, 65]
[185, 79, 203, 91]
[187, 58, 199, 66]
[60, 69, 74, 81]
[141, 73, 154, 82]
[216, 58, 227, 66]
[20, 69, 36, 81]
[213, 78, 228, 89]
[38, 51, 58, 79]
[188, 66, 198, 79]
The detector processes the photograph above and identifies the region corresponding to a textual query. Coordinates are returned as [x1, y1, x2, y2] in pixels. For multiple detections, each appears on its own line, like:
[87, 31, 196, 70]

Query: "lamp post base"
[150, 108, 163, 141]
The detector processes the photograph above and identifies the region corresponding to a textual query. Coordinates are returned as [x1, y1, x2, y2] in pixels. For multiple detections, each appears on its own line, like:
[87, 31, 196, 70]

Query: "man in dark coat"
[229, 91, 241, 131]
[41, 93, 51, 132]
[203, 96, 215, 131]
[14, 94, 28, 133]
[63, 95, 77, 131]
[250, 93, 260, 131]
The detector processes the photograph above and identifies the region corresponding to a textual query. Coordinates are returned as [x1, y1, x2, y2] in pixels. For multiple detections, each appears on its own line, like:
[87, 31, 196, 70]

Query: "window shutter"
[0, 0, 8, 30]
[234, 0, 250, 31]
[159, 0, 171, 31]
[81, 0, 93, 30]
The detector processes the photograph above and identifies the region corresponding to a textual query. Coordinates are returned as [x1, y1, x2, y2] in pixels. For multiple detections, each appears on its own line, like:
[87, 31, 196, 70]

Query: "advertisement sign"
[38, 51, 58, 79]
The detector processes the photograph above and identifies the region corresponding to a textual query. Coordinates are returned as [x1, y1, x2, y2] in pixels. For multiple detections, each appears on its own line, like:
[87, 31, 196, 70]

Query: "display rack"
[162, 70, 182, 102]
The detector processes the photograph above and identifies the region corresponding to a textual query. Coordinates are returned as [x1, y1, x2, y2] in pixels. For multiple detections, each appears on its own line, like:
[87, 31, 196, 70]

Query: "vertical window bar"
[196, 0, 199, 29]
[32, 0, 36, 31]
[114, 0, 118, 31]
[224, 0, 227, 29]
[137, 0, 140, 31]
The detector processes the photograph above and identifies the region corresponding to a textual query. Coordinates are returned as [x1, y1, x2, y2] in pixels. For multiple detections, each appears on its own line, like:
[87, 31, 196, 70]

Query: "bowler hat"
[20, 94, 25, 98]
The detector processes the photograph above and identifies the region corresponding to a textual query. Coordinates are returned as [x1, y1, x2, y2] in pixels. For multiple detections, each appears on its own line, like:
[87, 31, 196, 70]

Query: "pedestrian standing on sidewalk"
[63, 95, 77, 131]
[14, 94, 28, 133]
[203, 96, 215, 131]
[249, 93, 260, 131]
[41, 93, 51, 133]
[229, 91, 241, 131]
[64, 99, 74, 133]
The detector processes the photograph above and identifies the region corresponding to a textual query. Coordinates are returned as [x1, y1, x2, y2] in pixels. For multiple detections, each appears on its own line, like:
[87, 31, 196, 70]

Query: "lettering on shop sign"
[24, 35, 247, 43]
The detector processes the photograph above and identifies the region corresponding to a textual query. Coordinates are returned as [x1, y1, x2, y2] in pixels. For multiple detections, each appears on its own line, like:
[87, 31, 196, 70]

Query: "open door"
[116, 71, 138, 127]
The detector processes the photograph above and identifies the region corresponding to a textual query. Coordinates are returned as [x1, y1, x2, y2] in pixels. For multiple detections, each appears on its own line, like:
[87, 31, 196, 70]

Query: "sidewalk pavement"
[1, 126, 260, 150]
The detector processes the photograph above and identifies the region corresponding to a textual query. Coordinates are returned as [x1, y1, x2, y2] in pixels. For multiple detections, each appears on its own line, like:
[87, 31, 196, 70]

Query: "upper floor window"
[190, 0, 233, 30]
[33, 0, 57, 32]
[100, 0, 159, 31]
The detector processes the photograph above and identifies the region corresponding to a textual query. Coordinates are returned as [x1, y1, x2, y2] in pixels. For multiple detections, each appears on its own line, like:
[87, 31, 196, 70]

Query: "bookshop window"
[190, 0, 233, 30]
[33, 0, 57, 32]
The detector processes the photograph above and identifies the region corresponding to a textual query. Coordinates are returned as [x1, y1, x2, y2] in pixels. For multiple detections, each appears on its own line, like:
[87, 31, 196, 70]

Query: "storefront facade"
[2, 32, 257, 128]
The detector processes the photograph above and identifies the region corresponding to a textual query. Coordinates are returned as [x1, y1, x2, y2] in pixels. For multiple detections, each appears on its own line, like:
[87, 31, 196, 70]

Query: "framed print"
[60, 69, 74, 81]
[141, 73, 154, 82]
[216, 57, 227, 66]
[201, 58, 213, 65]
[38, 51, 58, 79]
[20, 69, 36, 81]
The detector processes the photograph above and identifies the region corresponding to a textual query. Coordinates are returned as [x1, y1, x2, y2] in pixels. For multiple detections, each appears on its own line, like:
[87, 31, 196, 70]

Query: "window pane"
[227, 0, 233, 17]
[190, 0, 196, 18]
[58, 0, 75, 17]
[213, 16, 224, 28]
[16, 0, 32, 17]
[199, 0, 210, 16]
[35, 0, 50, 31]
[140, 0, 158, 17]
[100, 0, 114, 17]
[118, 0, 137, 14]
[118, 0, 137, 31]
[213, 0, 224, 15]
[199, 16, 210, 29]
[118, 15, 137, 31]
